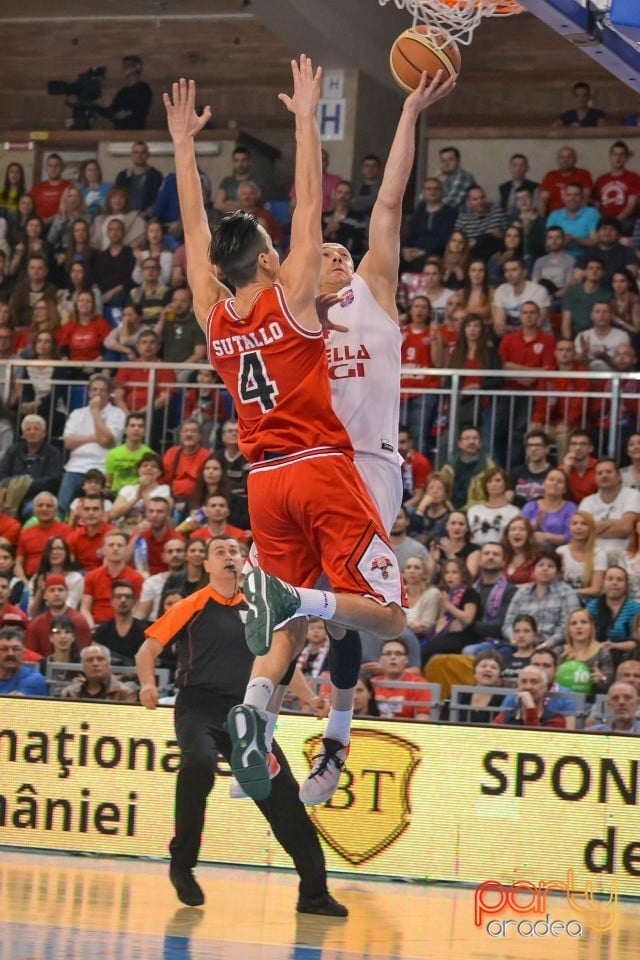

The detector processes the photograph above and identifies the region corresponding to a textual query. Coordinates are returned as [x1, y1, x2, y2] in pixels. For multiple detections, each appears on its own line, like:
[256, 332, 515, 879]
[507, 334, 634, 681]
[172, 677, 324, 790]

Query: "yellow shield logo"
[303, 727, 420, 865]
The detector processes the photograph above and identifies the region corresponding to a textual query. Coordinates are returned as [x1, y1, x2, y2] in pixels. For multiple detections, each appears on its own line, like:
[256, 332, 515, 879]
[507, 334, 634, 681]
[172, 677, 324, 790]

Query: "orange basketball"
[390, 25, 461, 92]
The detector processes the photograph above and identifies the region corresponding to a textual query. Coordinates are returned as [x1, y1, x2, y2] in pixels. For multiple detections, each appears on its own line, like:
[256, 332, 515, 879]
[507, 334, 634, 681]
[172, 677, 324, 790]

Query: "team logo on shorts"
[371, 555, 393, 579]
[339, 288, 355, 308]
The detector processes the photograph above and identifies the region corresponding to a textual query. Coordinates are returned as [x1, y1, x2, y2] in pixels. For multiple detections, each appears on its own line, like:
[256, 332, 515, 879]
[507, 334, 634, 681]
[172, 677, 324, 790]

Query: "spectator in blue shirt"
[0, 627, 46, 696]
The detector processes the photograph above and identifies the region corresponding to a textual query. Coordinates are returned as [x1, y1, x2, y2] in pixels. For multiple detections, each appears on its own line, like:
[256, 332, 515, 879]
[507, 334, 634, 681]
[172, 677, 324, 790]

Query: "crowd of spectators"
[1, 130, 640, 734]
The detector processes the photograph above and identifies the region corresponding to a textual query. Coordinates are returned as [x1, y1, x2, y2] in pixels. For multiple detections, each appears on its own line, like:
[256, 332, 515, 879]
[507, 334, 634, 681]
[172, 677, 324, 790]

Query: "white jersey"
[326, 273, 401, 466]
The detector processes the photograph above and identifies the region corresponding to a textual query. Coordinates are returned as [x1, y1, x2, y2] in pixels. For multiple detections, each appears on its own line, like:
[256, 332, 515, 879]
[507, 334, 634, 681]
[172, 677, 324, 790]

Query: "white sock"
[296, 587, 337, 620]
[244, 677, 275, 712]
[264, 710, 278, 751]
[324, 708, 353, 746]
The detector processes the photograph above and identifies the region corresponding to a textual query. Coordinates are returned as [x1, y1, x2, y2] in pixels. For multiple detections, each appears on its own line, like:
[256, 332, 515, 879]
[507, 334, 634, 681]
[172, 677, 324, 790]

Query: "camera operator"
[104, 56, 152, 130]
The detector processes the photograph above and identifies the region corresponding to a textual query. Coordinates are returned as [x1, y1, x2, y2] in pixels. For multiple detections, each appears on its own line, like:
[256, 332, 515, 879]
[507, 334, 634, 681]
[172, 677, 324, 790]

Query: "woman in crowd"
[16, 329, 65, 431]
[585, 565, 640, 665]
[448, 314, 501, 436]
[403, 554, 439, 643]
[487, 223, 523, 287]
[502, 515, 538, 585]
[521, 468, 577, 548]
[441, 230, 470, 290]
[0, 541, 27, 605]
[353, 672, 381, 718]
[8, 215, 55, 278]
[608, 268, 640, 339]
[456, 650, 505, 724]
[79, 159, 111, 220]
[460, 259, 493, 326]
[91, 186, 145, 251]
[412, 471, 452, 545]
[8, 192, 36, 248]
[164, 537, 208, 597]
[60, 217, 97, 281]
[556, 510, 606, 601]
[420, 260, 456, 324]
[27, 536, 83, 616]
[467, 467, 520, 547]
[58, 289, 111, 371]
[400, 294, 440, 453]
[57, 260, 103, 324]
[493, 664, 568, 728]
[132, 219, 175, 286]
[47, 187, 88, 258]
[501, 614, 539, 686]
[559, 607, 614, 699]
[421, 558, 480, 664]
[14, 299, 61, 356]
[182, 455, 232, 521]
[427, 510, 480, 583]
[0, 162, 25, 215]
[40, 615, 82, 684]
[611, 514, 640, 600]
[103, 303, 146, 361]
[109, 452, 172, 529]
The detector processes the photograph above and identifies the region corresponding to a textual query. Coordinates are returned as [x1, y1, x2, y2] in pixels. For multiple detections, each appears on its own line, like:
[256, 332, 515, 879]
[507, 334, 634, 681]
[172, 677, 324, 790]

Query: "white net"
[378, 0, 524, 46]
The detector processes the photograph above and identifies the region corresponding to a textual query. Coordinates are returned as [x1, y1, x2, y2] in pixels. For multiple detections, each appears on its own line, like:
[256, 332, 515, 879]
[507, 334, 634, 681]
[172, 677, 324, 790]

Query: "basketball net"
[378, 0, 524, 46]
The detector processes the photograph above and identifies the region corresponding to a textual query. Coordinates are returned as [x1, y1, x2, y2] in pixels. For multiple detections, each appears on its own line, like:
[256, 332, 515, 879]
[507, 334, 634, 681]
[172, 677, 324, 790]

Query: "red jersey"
[498, 330, 555, 390]
[138, 527, 185, 575]
[68, 522, 116, 572]
[541, 168, 593, 212]
[31, 178, 72, 220]
[207, 284, 352, 463]
[0, 514, 21, 546]
[190, 523, 247, 545]
[114, 365, 176, 410]
[532, 363, 590, 427]
[162, 445, 211, 499]
[593, 170, 640, 219]
[560, 457, 598, 503]
[83, 564, 144, 623]
[58, 316, 112, 362]
[401, 326, 438, 399]
[18, 521, 72, 577]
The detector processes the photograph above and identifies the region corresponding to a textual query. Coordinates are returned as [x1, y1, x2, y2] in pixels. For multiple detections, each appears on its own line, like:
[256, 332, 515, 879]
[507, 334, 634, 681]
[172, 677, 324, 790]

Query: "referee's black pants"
[170, 686, 329, 899]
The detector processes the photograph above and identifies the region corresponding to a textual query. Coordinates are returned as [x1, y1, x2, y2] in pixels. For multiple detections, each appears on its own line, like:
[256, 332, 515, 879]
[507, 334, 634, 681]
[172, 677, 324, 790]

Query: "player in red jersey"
[165, 58, 405, 803]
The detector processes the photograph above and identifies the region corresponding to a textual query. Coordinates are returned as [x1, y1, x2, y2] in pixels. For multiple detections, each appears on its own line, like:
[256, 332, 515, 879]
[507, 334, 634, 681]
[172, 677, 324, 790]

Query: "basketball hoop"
[378, 0, 524, 46]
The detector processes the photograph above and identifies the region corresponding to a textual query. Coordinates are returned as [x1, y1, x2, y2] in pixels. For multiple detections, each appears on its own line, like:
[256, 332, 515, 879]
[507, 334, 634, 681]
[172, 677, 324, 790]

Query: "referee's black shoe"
[170, 866, 205, 907]
[296, 892, 348, 917]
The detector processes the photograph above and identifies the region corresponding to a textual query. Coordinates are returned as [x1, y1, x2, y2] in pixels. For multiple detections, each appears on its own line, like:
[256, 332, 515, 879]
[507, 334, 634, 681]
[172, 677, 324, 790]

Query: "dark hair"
[356, 672, 380, 717]
[501, 515, 537, 564]
[450, 313, 493, 370]
[189, 455, 231, 511]
[232, 146, 250, 158]
[82, 492, 104, 505]
[525, 428, 551, 447]
[572, 81, 591, 94]
[439, 146, 460, 161]
[209, 211, 268, 287]
[513, 614, 538, 633]
[0, 626, 24, 643]
[0, 162, 25, 206]
[535, 548, 562, 573]
[125, 412, 146, 427]
[84, 468, 105, 485]
[112, 579, 135, 596]
[474, 649, 504, 670]
[137, 451, 163, 473]
[381, 636, 409, 655]
[35, 537, 75, 577]
[531, 647, 558, 666]
[50, 616, 80, 662]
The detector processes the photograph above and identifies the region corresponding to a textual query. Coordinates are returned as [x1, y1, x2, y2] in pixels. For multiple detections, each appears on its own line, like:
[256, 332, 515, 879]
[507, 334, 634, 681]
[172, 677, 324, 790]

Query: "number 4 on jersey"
[239, 351, 279, 412]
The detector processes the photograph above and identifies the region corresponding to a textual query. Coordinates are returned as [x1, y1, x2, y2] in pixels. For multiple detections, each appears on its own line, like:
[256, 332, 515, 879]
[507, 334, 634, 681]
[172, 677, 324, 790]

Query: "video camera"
[47, 67, 107, 130]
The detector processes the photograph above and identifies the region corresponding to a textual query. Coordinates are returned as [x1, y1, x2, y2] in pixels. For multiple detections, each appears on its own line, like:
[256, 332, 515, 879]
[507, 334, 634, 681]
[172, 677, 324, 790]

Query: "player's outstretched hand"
[163, 78, 212, 145]
[278, 54, 322, 118]
[406, 70, 456, 114]
[316, 293, 349, 332]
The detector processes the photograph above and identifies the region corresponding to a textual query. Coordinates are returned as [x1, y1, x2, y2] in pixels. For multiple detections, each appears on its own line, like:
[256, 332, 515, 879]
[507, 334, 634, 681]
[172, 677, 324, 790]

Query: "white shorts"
[354, 453, 403, 536]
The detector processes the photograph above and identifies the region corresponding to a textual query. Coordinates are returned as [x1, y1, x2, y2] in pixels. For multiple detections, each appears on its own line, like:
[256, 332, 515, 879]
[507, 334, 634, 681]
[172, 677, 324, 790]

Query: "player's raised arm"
[164, 78, 231, 326]
[359, 70, 456, 319]
[278, 55, 323, 329]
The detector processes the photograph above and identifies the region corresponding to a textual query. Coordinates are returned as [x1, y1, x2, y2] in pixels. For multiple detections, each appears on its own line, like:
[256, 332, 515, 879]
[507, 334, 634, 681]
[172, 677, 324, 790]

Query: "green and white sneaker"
[243, 567, 301, 656]
[227, 704, 271, 801]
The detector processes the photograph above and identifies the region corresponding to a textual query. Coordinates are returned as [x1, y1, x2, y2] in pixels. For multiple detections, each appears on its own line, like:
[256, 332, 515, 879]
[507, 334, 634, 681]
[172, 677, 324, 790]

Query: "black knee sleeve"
[280, 659, 296, 687]
[328, 629, 362, 690]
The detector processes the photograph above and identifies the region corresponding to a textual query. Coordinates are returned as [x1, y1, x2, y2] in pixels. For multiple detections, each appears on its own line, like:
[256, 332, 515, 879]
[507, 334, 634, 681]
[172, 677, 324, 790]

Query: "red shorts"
[248, 450, 403, 605]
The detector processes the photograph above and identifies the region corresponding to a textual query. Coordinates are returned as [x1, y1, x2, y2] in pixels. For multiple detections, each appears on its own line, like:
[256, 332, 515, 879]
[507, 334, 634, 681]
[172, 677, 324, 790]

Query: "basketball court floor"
[0, 848, 637, 960]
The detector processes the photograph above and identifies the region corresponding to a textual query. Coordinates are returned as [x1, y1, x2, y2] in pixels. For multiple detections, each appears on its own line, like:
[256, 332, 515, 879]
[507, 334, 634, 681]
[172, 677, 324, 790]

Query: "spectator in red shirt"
[372, 638, 431, 720]
[0, 572, 29, 627]
[496, 301, 555, 466]
[57, 290, 112, 366]
[30, 154, 72, 224]
[593, 140, 640, 234]
[539, 146, 593, 216]
[126, 496, 184, 575]
[0, 494, 21, 545]
[25, 574, 92, 656]
[398, 425, 432, 508]
[189, 494, 248, 545]
[530, 338, 590, 461]
[560, 429, 598, 503]
[162, 418, 211, 510]
[400, 295, 440, 455]
[113, 328, 177, 450]
[81, 530, 144, 628]
[17, 491, 71, 577]
[67, 494, 116, 572]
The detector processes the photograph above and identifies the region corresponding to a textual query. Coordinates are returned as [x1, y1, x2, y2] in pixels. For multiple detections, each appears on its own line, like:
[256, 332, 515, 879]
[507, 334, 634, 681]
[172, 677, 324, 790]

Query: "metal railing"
[0, 359, 634, 466]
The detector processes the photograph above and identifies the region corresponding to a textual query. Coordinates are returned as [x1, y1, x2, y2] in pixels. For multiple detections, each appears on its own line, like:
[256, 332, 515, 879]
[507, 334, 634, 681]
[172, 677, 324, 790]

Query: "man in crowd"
[134, 537, 186, 622]
[91, 218, 136, 311]
[398, 425, 432, 507]
[351, 154, 383, 218]
[58, 373, 126, 514]
[214, 420, 249, 529]
[492, 257, 550, 337]
[31, 153, 72, 223]
[113, 329, 176, 449]
[0, 628, 46, 696]
[8, 255, 58, 329]
[560, 429, 598, 503]
[498, 153, 539, 217]
[114, 140, 163, 216]
[389, 506, 428, 571]
[189, 494, 247, 545]
[539, 145, 593, 215]
[321, 180, 366, 265]
[214, 146, 263, 215]
[560, 257, 610, 339]
[105, 413, 154, 495]
[401, 177, 457, 271]
[94, 581, 147, 664]
[591, 682, 640, 734]
[436, 145, 476, 210]
[155, 286, 207, 375]
[531, 226, 575, 309]
[126, 497, 183, 575]
[68, 494, 115, 572]
[0, 413, 63, 515]
[573, 216, 637, 284]
[466, 542, 516, 653]
[16, 492, 71, 578]
[0, 572, 29, 628]
[162, 418, 211, 507]
[104, 55, 153, 130]
[442, 425, 495, 508]
[574, 300, 630, 371]
[25, 575, 92, 655]
[236, 181, 285, 249]
[546, 182, 599, 259]
[454, 185, 506, 260]
[510, 429, 553, 506]
[81, 530, 144, 628]
[372, 637, 431, 720]
[130, 256, 172, 322]
[503, 550, 580, 652]
[593, 140, 640, 233]
[61, 642, 139, 702]
[579, 458, 640, 553]
[530, 340, 590, 460]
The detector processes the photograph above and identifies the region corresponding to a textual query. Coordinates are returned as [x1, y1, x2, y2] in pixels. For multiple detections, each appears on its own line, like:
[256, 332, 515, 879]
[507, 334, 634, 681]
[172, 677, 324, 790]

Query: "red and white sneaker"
[229, 751, 281, 800]
[299, 738, 349, 806]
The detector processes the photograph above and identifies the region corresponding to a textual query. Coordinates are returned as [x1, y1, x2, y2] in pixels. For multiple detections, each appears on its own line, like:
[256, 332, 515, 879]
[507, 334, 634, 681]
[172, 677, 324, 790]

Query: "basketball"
[390, 25, 461, 92]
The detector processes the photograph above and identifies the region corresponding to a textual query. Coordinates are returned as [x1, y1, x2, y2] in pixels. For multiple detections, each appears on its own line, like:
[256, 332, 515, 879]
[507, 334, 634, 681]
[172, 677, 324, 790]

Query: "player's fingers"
[277, 93, 293, 110]
[162, 92, 173, 112]
[179, 77, 188, 103]
[314, 66, 323, 85]
[171, 81, 179, 105]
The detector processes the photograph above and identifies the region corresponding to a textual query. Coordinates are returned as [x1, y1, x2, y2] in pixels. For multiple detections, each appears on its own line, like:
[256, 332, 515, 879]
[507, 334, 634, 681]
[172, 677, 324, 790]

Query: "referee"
[136, 534, 346, 916]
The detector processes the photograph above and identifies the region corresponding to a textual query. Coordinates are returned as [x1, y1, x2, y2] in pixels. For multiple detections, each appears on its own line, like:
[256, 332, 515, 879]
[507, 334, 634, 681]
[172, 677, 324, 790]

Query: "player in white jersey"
[233, 70, 456, 806]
